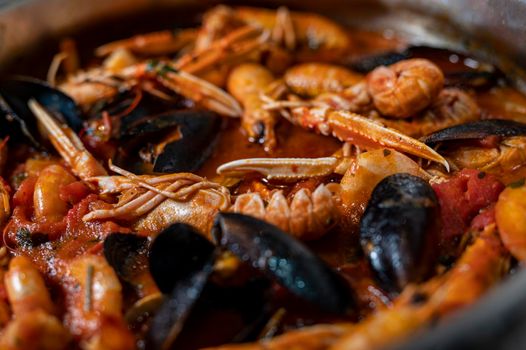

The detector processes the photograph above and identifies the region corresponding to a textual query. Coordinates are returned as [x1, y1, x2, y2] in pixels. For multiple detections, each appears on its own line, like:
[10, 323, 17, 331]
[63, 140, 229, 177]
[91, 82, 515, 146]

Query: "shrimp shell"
[232, 183, 336, 240]
[367, 58, 444, 118]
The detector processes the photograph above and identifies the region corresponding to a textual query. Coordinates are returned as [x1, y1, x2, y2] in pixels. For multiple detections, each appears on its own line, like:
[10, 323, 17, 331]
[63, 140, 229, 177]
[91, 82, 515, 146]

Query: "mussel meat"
[0, 77, 83, 149]
[115, 108, 222, 174]
[360, 173, 440, 294]
[212, 212, 356, 315]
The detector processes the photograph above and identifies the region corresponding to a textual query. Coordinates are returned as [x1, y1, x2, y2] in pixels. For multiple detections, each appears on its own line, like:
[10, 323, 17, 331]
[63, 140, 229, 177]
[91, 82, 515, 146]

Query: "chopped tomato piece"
[433, 169, 504, 240]
[470, 205, 496, 231]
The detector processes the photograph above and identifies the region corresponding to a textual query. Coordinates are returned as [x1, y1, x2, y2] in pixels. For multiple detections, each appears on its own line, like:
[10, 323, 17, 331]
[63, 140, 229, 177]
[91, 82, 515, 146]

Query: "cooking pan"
[0, 1, 525, 349]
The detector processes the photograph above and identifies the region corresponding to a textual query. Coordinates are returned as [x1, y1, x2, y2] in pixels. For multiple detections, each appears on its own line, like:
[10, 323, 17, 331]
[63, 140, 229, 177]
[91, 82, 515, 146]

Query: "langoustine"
[267, 60, 480, 139]
[29, 99, 339, 241]
[2, 6, 525, 349]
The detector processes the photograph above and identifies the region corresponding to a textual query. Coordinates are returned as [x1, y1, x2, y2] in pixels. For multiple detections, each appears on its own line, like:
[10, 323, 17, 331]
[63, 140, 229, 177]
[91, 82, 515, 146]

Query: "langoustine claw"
[266, 101, 450, 169]
[217, 157, 339, 180]
[28, 99, 107, 180]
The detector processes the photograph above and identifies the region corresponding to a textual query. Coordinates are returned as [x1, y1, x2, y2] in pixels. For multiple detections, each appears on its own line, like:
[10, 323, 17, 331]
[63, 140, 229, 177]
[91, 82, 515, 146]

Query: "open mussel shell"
[0, 76, 83, 148]
[360, 173, 440, 294]
[149, 223, 216, 294]
[148, 258, 214, 350]
[212, 212, 356, 315]
[147, 223, 226, 349]
[103, 233, 149, 283]
[422, 119, 526, 146]
[148, 223, 272, 348]
[115, 108, 222, 174]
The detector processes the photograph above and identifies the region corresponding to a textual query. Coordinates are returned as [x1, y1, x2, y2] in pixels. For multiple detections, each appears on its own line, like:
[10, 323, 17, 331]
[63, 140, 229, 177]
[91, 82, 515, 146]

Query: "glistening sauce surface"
[2, 12, 526, 350]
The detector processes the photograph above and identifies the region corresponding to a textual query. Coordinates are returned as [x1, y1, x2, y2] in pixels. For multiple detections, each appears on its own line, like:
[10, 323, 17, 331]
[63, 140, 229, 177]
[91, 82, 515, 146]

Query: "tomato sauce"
[2, 16, 526, 349]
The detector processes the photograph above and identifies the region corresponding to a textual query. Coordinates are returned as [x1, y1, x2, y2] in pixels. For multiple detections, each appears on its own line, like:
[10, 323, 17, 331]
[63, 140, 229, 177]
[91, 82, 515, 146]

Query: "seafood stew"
[1, 4, 526, 350]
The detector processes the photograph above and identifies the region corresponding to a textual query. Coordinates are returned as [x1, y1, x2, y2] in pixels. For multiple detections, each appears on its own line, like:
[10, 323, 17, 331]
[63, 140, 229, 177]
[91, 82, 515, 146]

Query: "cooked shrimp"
[0, 309, 71, 350]
[228, 63, 279, 150]
[495, 184, 526, 261]
[33, 165, 77, 223]
[4, 256, 55, 316]
[284, 63, 363, 97]
[59, 80, 119, 107]
[66, 255, 134, 348]
[366, 58, 444, 118]
[1, 256, 71, 350]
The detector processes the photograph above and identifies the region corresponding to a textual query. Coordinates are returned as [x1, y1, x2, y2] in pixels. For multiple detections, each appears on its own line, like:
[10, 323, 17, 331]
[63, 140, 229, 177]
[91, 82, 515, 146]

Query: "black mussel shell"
[212, 212, 356, 315]
[348, 45, 503, 89]
[348, 51, 410, 73]
[148, 223, 271, 348]
[0, 77, 83, 148]
[422, 119, 526, 146]
[360, 173, 440, 294]
[103, 233, 148, 283]
[115, 108, 222, 174]
[149, 223, 216, 294]
[444, 70, 501, 89]
[148, 258, 214, 350]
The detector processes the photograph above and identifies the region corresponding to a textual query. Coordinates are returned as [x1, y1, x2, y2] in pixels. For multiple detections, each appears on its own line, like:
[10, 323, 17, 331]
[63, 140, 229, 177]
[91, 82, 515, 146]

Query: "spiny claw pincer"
[216, 157, 339, 181]
[28, 99, 107, 179]
[328, 110, 450, 171]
